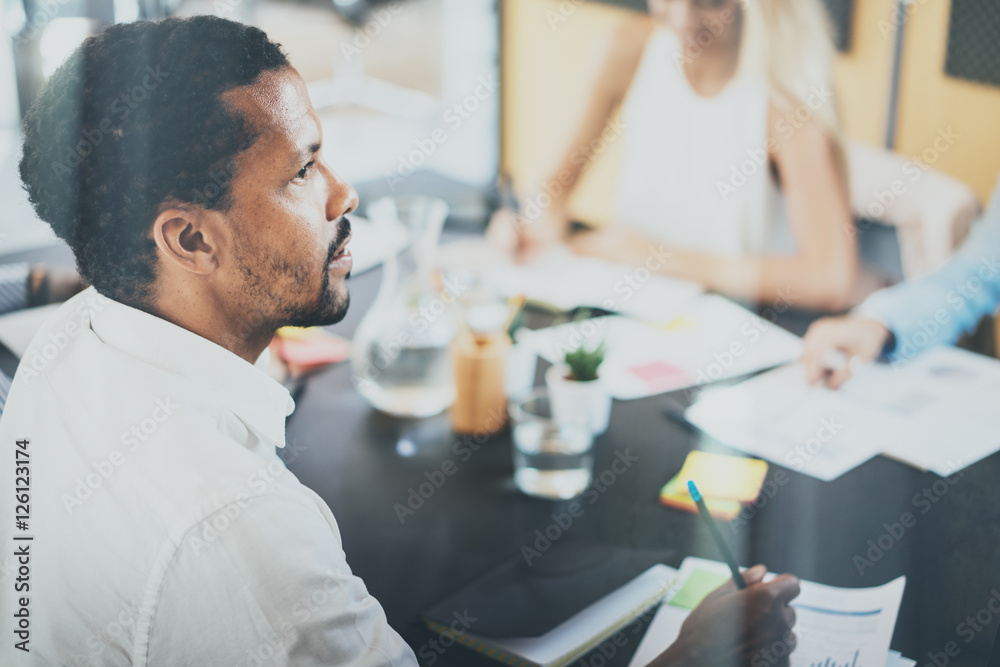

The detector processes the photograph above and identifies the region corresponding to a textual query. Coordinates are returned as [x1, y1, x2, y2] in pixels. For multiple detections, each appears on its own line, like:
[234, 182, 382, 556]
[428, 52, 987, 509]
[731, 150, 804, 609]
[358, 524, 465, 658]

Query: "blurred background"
[2, 0, 999, 299]
[2, 2, 1000, 664]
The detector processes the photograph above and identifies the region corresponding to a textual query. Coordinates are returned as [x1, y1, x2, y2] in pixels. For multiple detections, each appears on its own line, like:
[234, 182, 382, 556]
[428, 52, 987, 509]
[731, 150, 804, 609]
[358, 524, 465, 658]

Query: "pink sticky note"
[628, 361, 691, 391]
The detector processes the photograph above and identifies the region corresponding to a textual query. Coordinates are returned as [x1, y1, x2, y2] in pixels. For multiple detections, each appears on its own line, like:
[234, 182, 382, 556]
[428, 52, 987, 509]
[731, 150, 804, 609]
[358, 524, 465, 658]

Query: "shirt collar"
[85, 288, 295, 449]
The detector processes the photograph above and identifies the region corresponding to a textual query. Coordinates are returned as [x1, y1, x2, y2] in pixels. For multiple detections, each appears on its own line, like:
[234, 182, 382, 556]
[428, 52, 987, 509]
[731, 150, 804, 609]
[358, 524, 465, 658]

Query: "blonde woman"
[491, 0, 857, 311]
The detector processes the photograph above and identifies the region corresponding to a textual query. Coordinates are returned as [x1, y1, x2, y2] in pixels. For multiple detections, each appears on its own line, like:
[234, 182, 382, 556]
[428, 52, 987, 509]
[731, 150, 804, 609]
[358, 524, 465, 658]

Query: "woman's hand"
[568, 226, 664, 267]
[486, 205, 569, 263]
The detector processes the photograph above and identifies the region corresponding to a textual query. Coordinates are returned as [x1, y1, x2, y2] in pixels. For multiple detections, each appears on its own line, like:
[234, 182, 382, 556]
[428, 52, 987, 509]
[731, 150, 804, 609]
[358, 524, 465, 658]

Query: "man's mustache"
[326, 217, 353, 265]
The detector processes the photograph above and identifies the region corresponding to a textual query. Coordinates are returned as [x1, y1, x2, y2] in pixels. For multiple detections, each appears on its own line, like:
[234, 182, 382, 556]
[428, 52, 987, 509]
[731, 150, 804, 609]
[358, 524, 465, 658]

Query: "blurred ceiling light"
[40, 17, 95, 78]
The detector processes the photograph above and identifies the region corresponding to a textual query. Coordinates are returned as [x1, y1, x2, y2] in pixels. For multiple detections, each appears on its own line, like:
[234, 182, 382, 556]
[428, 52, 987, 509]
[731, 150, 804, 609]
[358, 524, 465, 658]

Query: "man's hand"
[801, 316, 891, 389]
[486, 205, 568, 263]
[652, 566, 800, 667]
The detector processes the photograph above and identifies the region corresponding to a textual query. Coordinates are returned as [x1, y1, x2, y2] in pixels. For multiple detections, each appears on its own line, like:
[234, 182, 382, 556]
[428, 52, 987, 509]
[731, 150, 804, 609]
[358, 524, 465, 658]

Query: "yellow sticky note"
[659, 451, 768, 520]
[659, 474, 742, 520]
[276, 326, 318, 341]
[674, 451, 768, 502]
[658, 316, 695, 332]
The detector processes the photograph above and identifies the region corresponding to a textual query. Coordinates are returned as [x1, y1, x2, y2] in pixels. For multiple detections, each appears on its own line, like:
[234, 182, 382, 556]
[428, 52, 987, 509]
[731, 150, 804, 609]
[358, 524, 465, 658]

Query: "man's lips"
[328, 232, 353, 273]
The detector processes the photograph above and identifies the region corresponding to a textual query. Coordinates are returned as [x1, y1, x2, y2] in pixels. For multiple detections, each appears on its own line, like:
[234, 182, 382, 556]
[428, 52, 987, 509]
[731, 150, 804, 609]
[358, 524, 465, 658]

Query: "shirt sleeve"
[144, 493, 418, 667]
[855, 176, 1000, 362]
[0, 262, 29, 314]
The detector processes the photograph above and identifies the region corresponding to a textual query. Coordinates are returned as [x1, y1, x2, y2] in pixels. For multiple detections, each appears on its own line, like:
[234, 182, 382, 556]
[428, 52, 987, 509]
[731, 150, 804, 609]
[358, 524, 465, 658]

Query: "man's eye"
[295, 161, 315, 180]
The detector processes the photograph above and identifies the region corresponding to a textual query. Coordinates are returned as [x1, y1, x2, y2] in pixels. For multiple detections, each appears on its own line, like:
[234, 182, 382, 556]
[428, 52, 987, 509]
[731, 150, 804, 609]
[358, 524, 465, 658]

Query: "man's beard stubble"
[234, 216, 352, 334]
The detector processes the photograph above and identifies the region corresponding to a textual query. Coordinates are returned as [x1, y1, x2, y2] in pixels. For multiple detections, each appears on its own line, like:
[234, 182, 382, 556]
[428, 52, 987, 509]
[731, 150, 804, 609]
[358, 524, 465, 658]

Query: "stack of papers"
[660, 451, 769, 520]
[686, 346, 1000, 479]
[519, 295, 802, 400]
[628, 558, 909, 667]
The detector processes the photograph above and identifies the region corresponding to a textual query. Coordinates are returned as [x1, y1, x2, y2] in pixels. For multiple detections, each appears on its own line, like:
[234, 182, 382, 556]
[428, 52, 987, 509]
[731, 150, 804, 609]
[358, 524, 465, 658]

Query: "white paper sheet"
[519, 295, 802, 400]
[685, 364, 883, 481]
[628, 558, 906, 667]
[481, 245, 704, 322]
[887, 650, 917, 667]
[686, 346, 1000, 478]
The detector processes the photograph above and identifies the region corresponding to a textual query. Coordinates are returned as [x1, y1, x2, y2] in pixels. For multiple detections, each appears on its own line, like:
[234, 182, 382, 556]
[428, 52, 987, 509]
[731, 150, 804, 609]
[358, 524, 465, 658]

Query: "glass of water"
[510, 388, 594, 500]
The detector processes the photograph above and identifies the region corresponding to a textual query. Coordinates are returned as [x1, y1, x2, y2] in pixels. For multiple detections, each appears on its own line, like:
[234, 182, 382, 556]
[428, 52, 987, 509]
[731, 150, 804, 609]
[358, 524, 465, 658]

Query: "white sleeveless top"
[614, 28, 795, 256]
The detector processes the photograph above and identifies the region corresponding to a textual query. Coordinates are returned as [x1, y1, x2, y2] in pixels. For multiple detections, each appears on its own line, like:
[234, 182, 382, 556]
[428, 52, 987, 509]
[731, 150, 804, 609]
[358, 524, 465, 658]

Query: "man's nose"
[326, 168, 358, 221]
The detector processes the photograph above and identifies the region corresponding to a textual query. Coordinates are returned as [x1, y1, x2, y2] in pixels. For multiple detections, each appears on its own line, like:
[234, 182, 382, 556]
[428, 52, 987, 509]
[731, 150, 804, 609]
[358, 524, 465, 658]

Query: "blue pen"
[688, 480, 746, 590]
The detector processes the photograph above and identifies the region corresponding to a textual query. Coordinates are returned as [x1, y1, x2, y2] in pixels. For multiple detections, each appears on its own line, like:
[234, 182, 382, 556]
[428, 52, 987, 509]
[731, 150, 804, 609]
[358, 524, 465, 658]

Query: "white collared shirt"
[0, 287, 417, 666]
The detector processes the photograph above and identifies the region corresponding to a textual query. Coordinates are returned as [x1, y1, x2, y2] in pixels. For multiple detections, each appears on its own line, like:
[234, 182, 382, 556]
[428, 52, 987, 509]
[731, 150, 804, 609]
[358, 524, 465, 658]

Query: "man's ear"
[151, 206, 226, 276]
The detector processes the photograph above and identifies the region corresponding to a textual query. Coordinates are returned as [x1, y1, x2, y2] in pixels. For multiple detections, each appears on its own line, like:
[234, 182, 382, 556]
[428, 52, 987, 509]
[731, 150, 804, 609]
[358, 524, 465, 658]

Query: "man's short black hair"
[19, 16, 290, 307]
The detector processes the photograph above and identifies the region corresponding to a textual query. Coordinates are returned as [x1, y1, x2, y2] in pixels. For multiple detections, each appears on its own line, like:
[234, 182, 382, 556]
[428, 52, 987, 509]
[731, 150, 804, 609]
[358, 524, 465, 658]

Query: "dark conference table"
[280, 242, 1000, 667]
[3, 239, 997, 667]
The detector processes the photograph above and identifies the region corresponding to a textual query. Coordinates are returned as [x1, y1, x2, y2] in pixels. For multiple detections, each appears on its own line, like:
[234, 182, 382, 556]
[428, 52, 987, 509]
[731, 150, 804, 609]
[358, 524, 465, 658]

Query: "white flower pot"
[545, 364, 612, 436]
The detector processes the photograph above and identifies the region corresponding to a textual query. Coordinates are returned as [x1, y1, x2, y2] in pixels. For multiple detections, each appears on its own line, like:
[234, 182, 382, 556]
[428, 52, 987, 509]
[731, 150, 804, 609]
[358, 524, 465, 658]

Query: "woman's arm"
[490, 16, 654, 256]
[668, 106, 858, 310]
[571, 105, 858, 311]
[532, 16, 653, 210]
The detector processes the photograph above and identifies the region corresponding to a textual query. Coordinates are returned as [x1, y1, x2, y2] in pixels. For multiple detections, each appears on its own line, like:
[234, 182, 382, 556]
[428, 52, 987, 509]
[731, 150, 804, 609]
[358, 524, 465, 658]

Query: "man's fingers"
[767, 574, 801, 605]
[742, 564, 767, 586]
[780, 604, 796, 630]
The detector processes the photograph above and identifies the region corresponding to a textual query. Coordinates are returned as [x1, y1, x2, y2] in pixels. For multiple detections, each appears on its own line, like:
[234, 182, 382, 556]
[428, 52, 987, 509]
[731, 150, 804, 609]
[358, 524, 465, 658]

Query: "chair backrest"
[847, 138, 982, 280]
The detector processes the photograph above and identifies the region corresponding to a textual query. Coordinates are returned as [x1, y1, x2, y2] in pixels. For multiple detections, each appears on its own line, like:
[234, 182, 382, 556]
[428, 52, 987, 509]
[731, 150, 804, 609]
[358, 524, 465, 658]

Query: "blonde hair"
[736, 0, 848, 177]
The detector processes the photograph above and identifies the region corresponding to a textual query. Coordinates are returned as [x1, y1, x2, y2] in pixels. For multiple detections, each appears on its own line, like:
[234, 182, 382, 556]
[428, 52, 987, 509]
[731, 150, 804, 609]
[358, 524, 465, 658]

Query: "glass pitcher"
[351, 196, 457, 418]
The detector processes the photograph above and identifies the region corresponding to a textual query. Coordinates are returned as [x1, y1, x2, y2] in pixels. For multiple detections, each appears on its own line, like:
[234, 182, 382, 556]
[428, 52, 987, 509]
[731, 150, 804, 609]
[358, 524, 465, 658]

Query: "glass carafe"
[351, 196, 456, 418]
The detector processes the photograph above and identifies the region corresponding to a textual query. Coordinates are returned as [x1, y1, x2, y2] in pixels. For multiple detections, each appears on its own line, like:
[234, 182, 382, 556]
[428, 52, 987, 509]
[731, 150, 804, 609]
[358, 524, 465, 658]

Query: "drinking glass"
[509, 388, 594, 499]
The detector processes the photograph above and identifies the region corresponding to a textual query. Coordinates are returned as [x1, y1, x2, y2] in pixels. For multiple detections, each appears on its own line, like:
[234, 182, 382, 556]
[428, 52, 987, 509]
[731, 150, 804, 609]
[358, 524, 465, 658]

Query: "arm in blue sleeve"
[0, 263, 29, 315]
[855, 176, 1000, 362]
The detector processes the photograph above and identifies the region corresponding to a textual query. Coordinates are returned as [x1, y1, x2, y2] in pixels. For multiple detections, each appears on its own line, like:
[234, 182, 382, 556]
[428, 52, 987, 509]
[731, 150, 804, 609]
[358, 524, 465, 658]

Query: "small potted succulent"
[545, 338, 612, 436]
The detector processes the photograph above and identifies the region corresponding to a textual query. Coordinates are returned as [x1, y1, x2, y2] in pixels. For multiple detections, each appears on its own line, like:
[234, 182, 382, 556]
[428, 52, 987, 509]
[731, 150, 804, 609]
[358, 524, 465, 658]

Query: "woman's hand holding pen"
[486, 203, 569, 263]
[567, 226, 665, 268]
[650, 565, 801, 667]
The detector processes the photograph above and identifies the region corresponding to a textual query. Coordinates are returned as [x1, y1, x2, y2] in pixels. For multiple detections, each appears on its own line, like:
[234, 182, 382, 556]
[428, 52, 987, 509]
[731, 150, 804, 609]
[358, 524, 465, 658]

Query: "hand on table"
[567, 226, 663, 268]
[486, 205, 567, 263]
[652, 565, 801, 667]
[800, 316, 891, 389]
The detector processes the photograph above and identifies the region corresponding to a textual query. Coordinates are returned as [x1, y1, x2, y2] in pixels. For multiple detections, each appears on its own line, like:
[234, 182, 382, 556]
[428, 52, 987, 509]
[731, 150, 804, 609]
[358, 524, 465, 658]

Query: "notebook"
[424, 564, 677, 667]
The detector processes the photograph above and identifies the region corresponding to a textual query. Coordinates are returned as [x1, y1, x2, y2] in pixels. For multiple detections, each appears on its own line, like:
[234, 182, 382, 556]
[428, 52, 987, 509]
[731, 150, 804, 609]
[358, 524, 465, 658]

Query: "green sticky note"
[669, 570, 731, 610]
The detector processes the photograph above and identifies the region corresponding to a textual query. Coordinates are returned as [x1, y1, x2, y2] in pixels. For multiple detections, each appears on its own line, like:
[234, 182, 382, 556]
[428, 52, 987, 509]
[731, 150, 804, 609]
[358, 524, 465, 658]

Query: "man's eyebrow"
[291, 141, 321, 165]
